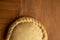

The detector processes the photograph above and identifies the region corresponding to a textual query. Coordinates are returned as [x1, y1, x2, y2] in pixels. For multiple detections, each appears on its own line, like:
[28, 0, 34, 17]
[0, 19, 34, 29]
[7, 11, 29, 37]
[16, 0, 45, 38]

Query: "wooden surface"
[0, 0, 60, 40]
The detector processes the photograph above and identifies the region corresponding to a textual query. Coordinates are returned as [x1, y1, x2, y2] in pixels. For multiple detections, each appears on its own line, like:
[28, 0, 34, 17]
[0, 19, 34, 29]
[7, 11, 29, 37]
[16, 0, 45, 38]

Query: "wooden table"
[0, 0, 60, 40]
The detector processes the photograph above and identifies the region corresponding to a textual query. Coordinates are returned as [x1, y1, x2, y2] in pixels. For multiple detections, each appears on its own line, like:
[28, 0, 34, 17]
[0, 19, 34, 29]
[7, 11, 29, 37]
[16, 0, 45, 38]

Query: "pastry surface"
[6, 17, 48, 40]
[10, 22, 43, 40]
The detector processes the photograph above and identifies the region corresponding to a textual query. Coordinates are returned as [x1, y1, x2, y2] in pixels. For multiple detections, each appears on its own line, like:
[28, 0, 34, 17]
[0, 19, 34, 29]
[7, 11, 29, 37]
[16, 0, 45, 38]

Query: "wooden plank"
[0, 1, 18, 10]
[0, 0, 60, 40]
[0, 10, 17, 19]
[0, 24, 7, 40]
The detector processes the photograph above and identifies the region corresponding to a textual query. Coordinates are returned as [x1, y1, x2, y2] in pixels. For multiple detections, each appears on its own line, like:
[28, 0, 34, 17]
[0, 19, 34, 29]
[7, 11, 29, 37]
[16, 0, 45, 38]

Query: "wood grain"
[0, 0, 60, 40]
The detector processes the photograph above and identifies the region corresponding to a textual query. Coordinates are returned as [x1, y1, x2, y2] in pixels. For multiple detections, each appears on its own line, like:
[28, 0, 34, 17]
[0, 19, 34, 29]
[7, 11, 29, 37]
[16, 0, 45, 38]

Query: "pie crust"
[6, 17, 48, 40]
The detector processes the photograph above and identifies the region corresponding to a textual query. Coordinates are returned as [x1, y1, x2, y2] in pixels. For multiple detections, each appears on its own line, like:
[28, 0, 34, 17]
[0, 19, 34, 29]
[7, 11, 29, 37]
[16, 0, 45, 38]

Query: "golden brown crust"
[6, 17, 48, 40]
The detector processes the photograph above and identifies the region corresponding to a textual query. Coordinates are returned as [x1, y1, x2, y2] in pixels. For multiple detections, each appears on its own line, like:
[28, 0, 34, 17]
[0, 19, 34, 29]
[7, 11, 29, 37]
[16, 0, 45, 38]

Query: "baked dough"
[6, 17, 48, 40]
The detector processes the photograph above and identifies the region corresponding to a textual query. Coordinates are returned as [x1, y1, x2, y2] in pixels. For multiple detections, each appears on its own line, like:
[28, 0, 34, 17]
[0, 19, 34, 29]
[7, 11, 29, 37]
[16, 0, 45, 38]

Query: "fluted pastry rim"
[6, 17, 48, 40]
